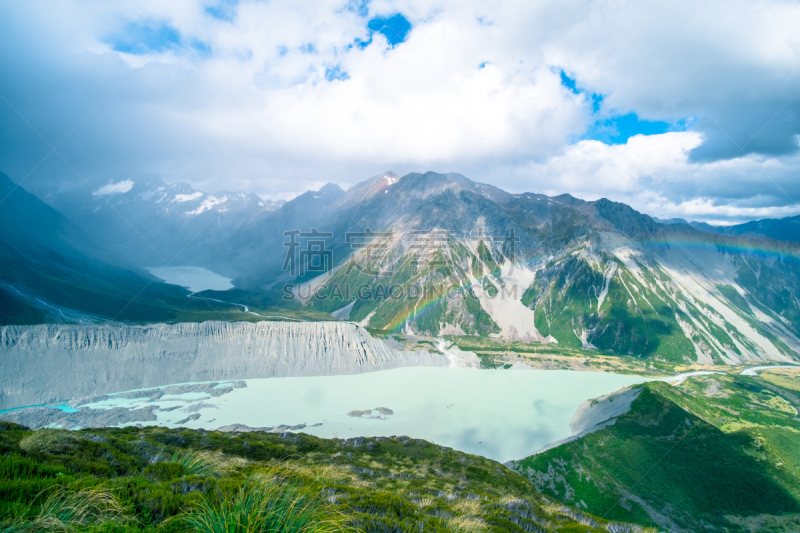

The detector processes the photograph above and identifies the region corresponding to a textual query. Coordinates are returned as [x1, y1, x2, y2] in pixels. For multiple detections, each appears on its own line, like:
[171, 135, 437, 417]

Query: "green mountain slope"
[0, 423, 652, 533]
[510, 374, 800, 532]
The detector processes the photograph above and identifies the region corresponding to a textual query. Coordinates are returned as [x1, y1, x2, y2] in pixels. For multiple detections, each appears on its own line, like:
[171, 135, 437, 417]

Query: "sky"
[1, 0, 799, 224]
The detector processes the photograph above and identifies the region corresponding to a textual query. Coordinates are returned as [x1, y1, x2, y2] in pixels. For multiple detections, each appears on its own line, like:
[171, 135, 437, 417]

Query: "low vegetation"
[0, 423, 652, 533]
[444, 335, 717, 376]
[511, 372, 800, 532]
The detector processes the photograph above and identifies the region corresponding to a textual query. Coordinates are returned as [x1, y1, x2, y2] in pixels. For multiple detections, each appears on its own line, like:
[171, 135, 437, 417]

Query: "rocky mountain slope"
[0, 320, 445, 409]
[286, 172, 800, 364]
[5, 169, 800, 364]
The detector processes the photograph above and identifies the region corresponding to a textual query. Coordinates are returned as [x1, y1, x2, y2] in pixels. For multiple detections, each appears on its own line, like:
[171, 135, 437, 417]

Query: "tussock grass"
[453, 499, 481, 516]
[264, 463, 367, 489]
[2, 486, 129, 531]
[18, 430, 80, 455]
[176, 474, 351, 533]
[169, 448, 245, 477]
[448, 499, 485, 532]
[414, 496, 435, 508]
[447, 516, 486, 532]
[542, 502, 569, 516]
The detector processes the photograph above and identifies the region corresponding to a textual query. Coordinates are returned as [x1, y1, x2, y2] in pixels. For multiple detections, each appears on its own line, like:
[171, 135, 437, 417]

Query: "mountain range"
[0, 172, 257, 324]
[3, 170, 800, 364]
[655, 215, 800, 242]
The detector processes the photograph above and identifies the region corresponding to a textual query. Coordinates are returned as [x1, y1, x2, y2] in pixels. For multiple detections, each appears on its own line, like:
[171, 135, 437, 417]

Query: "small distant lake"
[146, 266, 233, 293]
[81, 367, 651, 462]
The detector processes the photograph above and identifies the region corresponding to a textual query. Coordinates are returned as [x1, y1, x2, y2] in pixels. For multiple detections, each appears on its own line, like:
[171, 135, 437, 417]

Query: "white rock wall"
[0, 321, 446, 409]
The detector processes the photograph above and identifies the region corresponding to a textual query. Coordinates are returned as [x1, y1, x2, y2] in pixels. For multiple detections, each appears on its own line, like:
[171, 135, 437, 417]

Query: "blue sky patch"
[109, 22, 181, 54]
[204, 0, 239, 22]
[325, 65, 350, 82]
[560, 69, 676, 144]
[346, 0, 370, 17]
[591, 93, 603, 113]
[560, 70, 603, 111]
[367, 14, 411, 46]
[587, 113, 671, 144]
[560, 71, 580, 94]
[190, 39, 212, 58]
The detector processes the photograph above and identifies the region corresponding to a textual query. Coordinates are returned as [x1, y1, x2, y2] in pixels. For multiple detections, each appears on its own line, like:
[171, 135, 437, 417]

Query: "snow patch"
[187, 195, 227, 215]
[173, 192, 203, 203]
[596, 261, 617, 312]
[93, 180, 133, 196]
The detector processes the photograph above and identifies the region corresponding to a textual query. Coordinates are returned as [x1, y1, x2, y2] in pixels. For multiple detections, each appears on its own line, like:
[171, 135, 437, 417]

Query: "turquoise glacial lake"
[146, 266, 233, 293]
[84, 367, 651, 462]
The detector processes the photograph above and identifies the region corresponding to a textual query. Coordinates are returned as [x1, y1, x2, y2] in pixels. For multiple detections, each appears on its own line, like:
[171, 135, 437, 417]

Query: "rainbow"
[378, 272, 513, 332]
[356, 231, 800, 332]
[638, 231, 800, 264]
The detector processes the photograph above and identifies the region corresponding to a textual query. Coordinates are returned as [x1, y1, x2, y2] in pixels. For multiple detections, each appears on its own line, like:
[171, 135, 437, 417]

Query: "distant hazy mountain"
[0, 172, 234, 324]
[24, 176, 285, 275]
[714, 215, 800, 242]
[655, 214, 800, 243]
[651, 216, 689, 225]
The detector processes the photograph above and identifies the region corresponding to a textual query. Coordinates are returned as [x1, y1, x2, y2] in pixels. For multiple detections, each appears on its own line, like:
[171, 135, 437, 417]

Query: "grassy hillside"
[0, 423, 651, 533]
[510, 373, 800, 532]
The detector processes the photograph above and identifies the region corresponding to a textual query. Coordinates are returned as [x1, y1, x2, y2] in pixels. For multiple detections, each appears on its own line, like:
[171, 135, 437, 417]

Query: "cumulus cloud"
[510, 132, 800, 223]
[0, 0, 799, 221]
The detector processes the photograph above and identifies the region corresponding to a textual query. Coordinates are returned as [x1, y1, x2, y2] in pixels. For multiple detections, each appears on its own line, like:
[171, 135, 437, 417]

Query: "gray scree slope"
[0, 321, 446, 409]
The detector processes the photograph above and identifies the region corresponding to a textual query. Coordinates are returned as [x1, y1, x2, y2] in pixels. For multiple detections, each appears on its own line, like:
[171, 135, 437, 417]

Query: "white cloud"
[1, 0, 800, 221]
[93, 180, 134, 195]
[508, 131, 800, 222]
